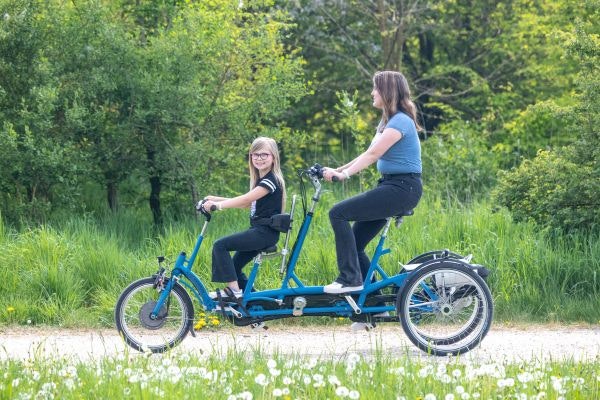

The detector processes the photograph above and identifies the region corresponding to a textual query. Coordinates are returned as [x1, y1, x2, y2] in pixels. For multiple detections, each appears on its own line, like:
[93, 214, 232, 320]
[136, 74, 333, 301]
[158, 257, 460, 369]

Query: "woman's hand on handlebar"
[322, 167, 344, 182]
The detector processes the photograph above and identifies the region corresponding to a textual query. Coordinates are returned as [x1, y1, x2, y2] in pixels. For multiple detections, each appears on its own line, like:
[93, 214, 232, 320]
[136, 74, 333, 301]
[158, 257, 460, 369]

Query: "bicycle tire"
[397, 260, 493, 356]
[115, 277, 194, 353]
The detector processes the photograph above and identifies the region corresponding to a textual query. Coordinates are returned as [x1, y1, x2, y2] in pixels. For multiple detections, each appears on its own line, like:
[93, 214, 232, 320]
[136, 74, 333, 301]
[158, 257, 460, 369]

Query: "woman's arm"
[324, 127, 403, 181]
[203, 186, 270, 212]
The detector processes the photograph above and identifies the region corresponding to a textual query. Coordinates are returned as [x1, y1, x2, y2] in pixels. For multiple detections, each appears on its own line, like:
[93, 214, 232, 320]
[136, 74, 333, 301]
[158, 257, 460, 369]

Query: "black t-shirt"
[251, 171, 283, 219]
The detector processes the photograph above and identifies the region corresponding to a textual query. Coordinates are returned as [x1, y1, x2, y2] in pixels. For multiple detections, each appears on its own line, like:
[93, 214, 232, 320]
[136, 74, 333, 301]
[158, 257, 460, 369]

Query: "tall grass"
[1, 193, 599, 326]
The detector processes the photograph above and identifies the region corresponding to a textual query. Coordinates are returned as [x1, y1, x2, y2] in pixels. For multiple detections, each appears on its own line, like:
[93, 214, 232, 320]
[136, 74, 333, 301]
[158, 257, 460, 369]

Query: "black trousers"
[211, 224, 279, 288]
[329, 175, 423, 286]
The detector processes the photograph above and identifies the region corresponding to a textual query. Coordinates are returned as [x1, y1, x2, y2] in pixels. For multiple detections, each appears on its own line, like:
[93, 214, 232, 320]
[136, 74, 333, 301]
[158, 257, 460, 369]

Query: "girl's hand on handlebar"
[202, 200, 219, 212]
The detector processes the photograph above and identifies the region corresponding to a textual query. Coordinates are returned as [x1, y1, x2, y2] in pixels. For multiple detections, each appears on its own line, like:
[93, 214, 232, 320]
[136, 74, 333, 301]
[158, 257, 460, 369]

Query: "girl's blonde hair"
[248, 137, 286, 212]
[373, 70, 422, 132]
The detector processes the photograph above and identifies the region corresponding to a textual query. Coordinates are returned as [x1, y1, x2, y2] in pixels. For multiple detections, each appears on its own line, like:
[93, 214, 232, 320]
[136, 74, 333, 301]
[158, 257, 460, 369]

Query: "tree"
[493, 14, 600, 232]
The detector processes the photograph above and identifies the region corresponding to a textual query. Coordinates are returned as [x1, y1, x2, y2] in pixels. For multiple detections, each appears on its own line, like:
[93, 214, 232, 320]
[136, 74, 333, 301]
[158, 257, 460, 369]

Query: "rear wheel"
[397, 261, 493, 356]
[115, 277, 193, 353]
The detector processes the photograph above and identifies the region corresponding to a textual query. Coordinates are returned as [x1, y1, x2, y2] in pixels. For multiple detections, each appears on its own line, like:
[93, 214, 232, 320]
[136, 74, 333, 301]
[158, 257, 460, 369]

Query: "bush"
[493, 148, 599, 232]
[422, 120, 498, 202]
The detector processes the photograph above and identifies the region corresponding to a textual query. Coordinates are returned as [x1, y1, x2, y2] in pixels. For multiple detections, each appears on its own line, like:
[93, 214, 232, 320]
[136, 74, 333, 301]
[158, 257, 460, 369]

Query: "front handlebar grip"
[332, 176, 339, 182]
[196, 199, 212, 221]
[210, 204, 217, 212]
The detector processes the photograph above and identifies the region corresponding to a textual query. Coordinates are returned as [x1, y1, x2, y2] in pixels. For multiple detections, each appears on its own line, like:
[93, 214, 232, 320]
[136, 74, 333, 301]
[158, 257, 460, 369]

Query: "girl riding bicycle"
[202, 137, 286, 299]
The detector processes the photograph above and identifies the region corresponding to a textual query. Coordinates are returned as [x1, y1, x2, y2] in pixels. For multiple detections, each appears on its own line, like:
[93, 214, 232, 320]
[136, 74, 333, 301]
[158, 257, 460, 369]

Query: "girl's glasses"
[250, 153, 271, 160]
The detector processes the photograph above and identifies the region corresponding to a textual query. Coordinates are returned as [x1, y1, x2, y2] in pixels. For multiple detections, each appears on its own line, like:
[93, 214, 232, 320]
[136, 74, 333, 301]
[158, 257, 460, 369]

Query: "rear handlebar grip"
[332, 176, 339, 182]
[210, 205, 217, 211]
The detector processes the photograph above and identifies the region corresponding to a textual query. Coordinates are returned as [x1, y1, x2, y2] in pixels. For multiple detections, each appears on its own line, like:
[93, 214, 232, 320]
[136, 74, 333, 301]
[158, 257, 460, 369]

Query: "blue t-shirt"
[376, 112, 422, 174]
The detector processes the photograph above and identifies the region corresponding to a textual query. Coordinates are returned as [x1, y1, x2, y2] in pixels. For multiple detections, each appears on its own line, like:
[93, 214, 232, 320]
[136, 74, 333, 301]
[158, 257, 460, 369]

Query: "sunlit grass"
[1, 350, 599, 399]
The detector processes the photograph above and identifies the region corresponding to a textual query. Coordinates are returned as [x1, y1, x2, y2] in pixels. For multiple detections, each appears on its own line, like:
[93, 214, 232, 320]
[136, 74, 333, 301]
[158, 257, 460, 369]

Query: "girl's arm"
[324, 128, 402, 181]
[204, 195, 228, 202]
[203, 186, 270, 212]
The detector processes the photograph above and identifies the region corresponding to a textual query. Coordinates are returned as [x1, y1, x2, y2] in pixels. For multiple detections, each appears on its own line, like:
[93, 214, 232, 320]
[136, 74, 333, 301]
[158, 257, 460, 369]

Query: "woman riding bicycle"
[322, 70, 423, 294]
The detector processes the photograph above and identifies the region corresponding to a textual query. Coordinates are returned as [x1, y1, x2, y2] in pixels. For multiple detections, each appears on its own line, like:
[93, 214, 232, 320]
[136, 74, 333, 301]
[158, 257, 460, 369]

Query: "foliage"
[0, 0, 307, 225]
[493, 17, 600, 232]
[421, 120, 498, 202]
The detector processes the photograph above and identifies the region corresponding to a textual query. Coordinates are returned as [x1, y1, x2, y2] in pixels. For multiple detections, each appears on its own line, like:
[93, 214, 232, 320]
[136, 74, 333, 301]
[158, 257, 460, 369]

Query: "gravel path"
[2, 324, 600, 362]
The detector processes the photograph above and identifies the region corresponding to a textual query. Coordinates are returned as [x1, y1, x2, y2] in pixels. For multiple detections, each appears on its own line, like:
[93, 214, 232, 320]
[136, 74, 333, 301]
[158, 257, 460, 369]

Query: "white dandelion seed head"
[254, 373, 268, 386]
[336, 386, 350, 397]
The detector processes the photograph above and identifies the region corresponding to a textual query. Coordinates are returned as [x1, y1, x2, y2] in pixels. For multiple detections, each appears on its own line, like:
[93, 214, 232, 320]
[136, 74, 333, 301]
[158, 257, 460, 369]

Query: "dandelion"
[282, 376, 293, 385]
[255, 373, 268, 386]
[349, 390, 360, 399]
[455, 386, 465, 394]
[328, 375, 341, 386]
[445, 394, 455, 400]
[273, 388, 283, 397]
[452, 369, 462, 378]
[425, 394, 437, 400]
[238, 391, 253, 400]
[267, 359, 277, 369]
[11, 378, 20, 387]
[270, 368, 281, 377]
[336, 386, 350, 397]
[7, 306, 15, 313]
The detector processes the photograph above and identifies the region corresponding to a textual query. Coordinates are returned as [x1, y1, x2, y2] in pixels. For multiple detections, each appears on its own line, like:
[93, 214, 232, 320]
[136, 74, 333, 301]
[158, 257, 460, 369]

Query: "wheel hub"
[439, 302, 454, 316]
[139, 301, 167, 330]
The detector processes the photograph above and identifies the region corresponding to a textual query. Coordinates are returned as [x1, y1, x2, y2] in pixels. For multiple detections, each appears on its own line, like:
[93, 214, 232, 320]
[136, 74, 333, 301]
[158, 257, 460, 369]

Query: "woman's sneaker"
[323, 281, 364, 294]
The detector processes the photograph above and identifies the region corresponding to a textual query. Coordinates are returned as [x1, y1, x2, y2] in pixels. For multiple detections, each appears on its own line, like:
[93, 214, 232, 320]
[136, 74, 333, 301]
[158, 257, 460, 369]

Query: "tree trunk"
[146, 149, 162, 226]
[107, 181, 118, 212]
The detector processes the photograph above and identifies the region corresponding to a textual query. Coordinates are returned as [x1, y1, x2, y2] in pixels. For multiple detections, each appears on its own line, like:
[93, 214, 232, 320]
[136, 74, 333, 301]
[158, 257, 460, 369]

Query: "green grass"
[1, 350, 599, 399]
[1, 193, 599, 326]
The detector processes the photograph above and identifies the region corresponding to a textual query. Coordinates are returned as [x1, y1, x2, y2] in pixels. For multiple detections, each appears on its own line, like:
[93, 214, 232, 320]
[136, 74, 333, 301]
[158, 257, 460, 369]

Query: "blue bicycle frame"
[150, 170, 430, 321]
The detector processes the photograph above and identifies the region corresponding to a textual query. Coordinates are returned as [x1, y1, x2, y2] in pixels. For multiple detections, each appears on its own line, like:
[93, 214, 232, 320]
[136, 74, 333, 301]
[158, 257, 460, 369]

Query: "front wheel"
[115, 277, 194, 353]
[397, 261, 493, 356]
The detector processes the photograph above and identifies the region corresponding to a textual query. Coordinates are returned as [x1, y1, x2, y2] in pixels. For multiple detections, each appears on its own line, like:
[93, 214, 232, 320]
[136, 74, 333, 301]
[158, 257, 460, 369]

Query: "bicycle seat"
[394, 210, 414, 218]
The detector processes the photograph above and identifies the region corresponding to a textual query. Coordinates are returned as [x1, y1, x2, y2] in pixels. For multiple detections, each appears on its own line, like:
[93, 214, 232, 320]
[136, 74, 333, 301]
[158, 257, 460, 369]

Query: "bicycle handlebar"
[196, 200, 212, 222]
[210, 204, 217, 212]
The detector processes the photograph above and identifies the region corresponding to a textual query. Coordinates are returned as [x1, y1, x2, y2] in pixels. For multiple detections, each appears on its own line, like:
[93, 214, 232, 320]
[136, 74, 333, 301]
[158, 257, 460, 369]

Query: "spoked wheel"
[115, 277, 194, 353]
[397, 261, 493, 356]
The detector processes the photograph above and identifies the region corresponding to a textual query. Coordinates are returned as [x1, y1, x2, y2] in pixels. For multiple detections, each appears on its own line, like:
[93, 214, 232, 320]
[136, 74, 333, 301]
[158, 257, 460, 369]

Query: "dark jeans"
[211, 225, 279, 288]
[329, 175, 422, 286]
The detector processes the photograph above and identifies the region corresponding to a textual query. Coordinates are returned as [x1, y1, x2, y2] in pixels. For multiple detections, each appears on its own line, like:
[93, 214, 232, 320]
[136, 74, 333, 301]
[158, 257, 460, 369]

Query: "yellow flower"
[210, 319, 220, 326]
[6, 306, 15, 313]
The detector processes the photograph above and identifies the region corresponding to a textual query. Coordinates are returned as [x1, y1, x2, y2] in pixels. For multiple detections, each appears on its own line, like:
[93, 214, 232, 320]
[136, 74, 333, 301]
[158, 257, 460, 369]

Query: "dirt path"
[2, 324, 600, 362]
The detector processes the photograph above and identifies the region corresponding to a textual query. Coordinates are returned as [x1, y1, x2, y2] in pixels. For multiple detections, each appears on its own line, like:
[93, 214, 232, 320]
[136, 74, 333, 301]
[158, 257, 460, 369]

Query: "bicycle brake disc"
[139, 301, 168, 330]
